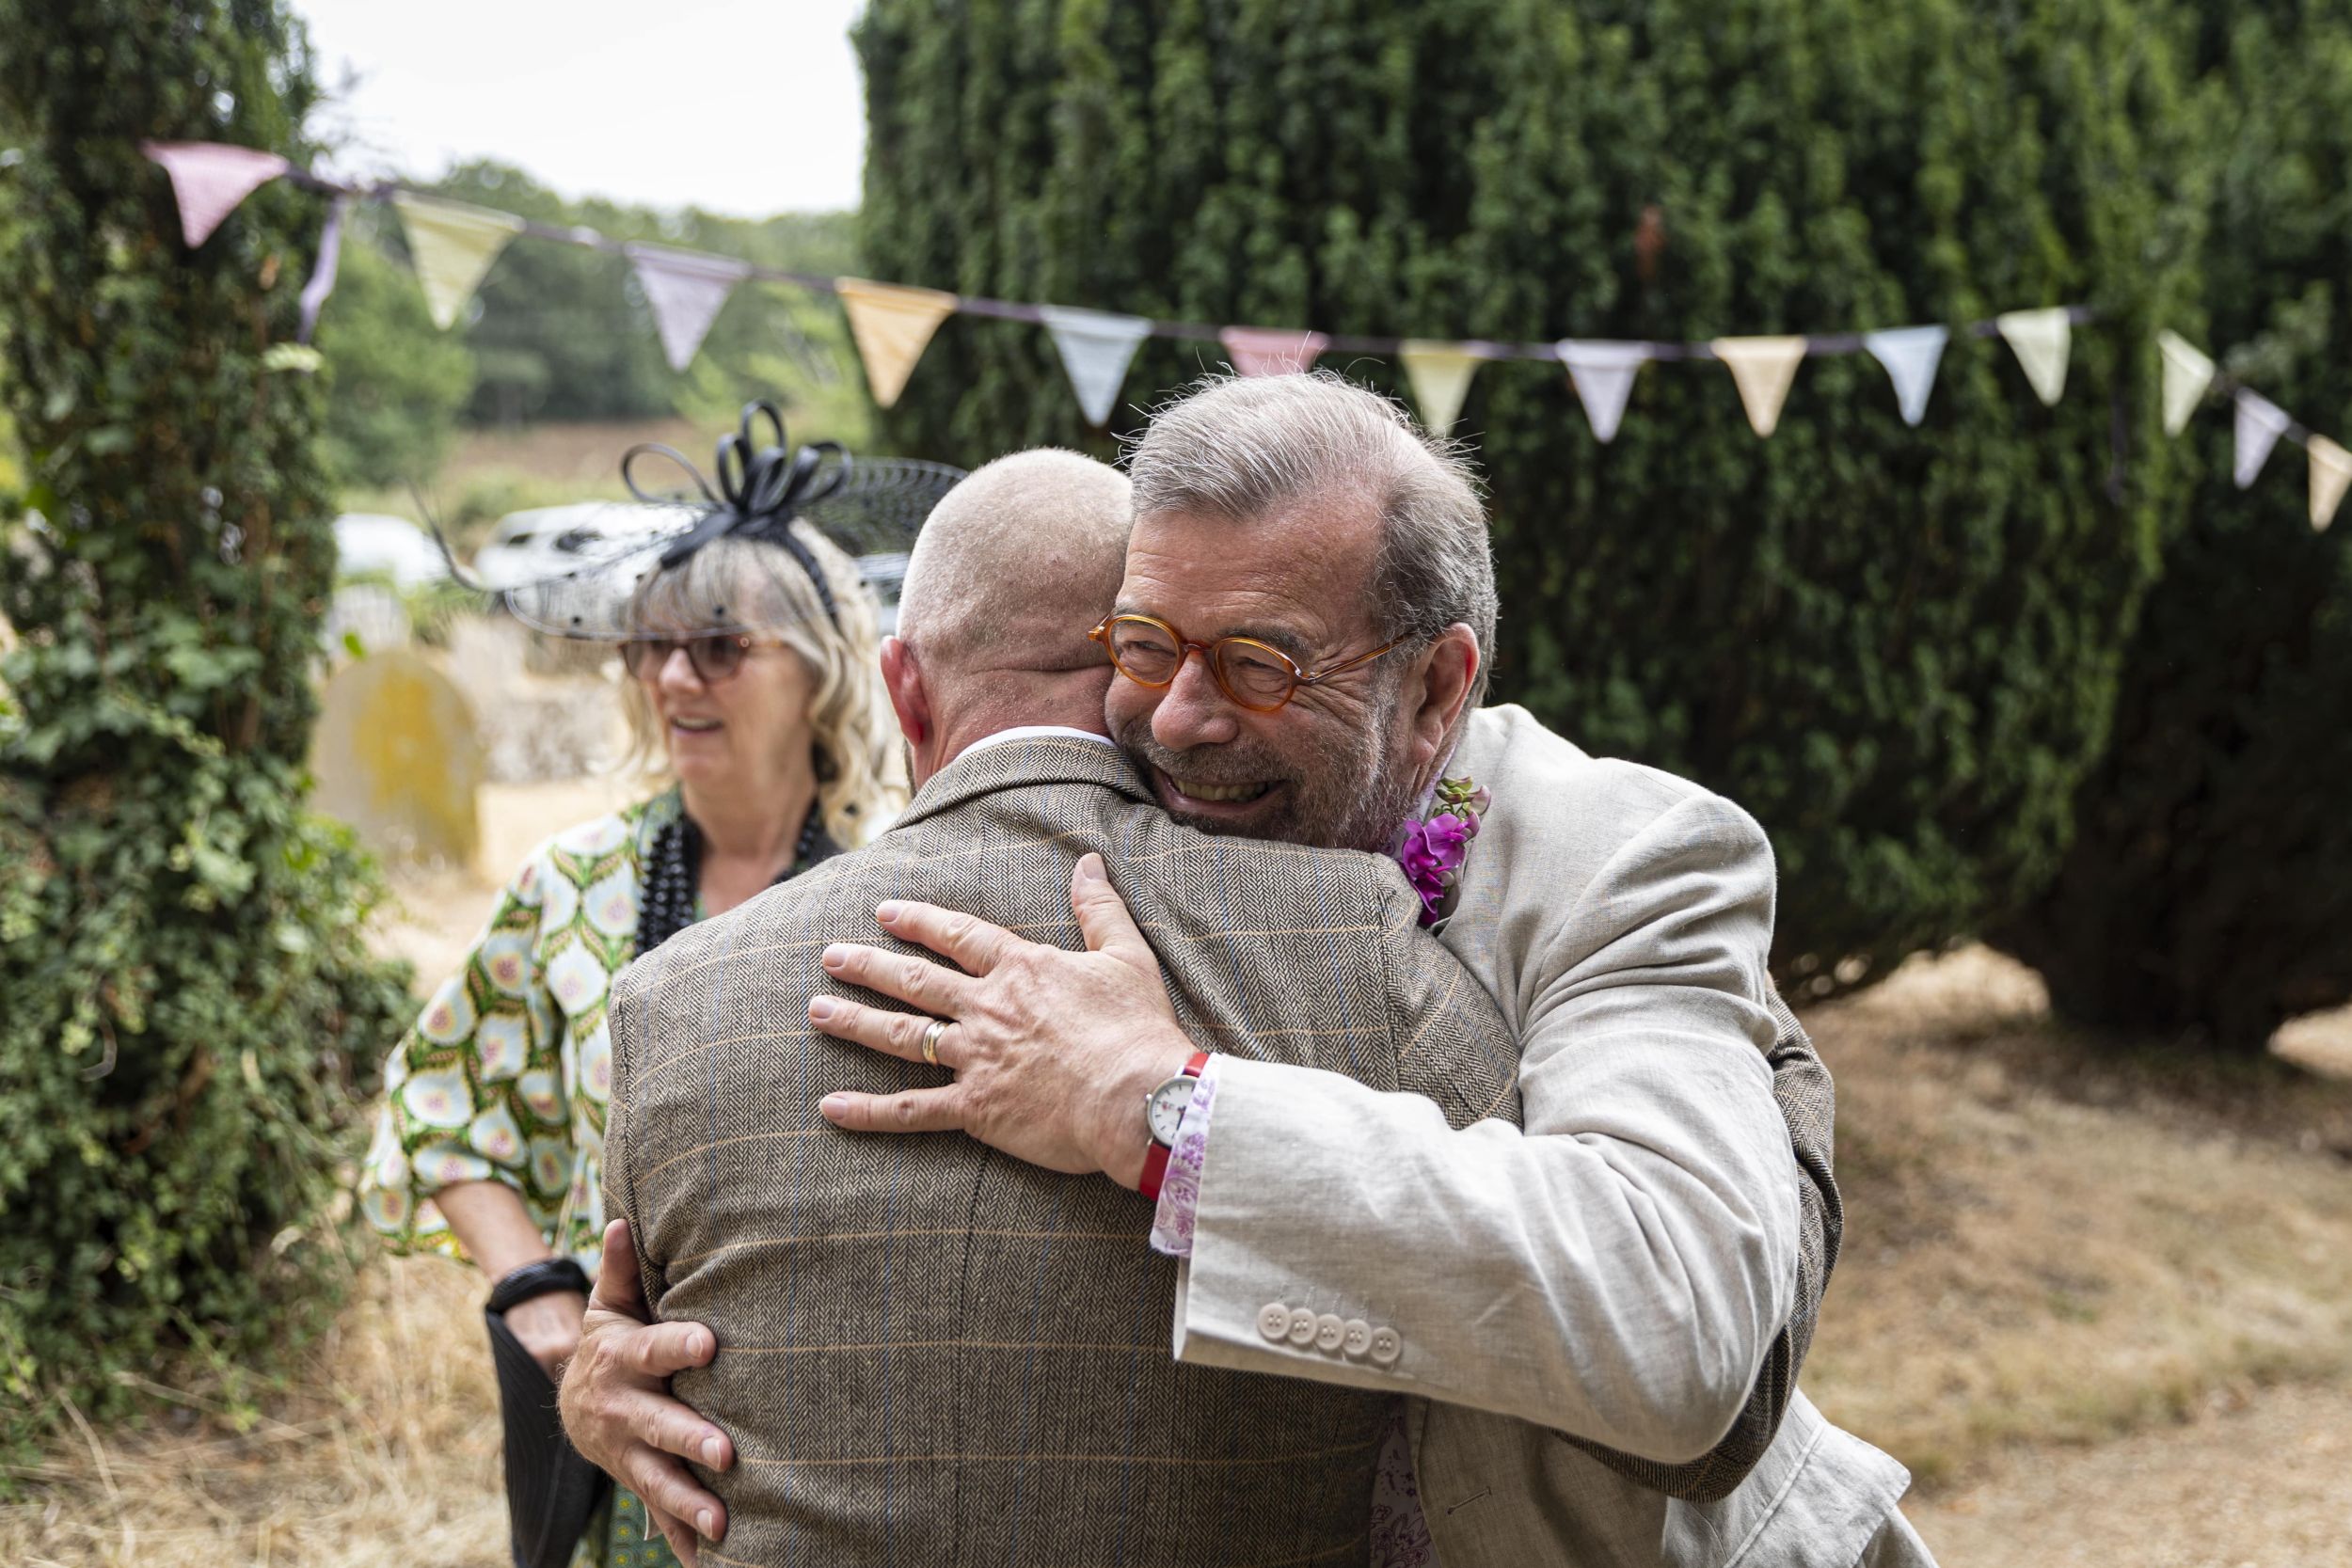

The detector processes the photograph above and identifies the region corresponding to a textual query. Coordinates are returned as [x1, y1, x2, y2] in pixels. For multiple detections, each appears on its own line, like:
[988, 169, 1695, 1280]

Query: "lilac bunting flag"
[628, 243, 755, 372]
[141, 141, 292, 248]
[296, 195, 351, 344]
[2233, 389, 2293, 489]
[1555, 341, 1651, 444]
[1220, 326, 1329, 378]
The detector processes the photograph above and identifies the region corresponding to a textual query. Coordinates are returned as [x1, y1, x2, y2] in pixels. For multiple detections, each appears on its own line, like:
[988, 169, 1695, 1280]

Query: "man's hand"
[559, 1220, 732, 1565]
[812, 852, 1196, 1187]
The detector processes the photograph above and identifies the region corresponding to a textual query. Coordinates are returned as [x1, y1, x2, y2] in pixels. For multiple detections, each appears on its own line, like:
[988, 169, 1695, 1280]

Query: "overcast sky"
[296, 0, 868, 215]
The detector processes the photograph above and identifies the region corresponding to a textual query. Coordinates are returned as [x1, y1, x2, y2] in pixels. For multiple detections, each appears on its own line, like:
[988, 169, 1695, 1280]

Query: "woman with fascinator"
[358, 406, 961, 1568]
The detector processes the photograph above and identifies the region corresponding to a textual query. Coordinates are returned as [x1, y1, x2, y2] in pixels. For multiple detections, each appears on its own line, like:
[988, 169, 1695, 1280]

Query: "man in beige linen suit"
[572, 407, 1929, 1562]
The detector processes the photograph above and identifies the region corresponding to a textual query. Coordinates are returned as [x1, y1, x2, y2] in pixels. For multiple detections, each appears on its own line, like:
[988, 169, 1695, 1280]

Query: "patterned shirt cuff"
[1146, 1053, 1221, 1258]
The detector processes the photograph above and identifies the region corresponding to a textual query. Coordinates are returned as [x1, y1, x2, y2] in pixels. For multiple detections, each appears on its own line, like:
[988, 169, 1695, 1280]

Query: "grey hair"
[1124, 372, 1497, 705]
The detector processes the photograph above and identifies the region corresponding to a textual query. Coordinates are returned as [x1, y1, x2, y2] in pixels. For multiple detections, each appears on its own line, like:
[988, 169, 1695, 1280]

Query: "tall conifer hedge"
[0, 0, 410, 1441]
[856, 0, 2201, 988]
[1995, 5, 2352, 1049]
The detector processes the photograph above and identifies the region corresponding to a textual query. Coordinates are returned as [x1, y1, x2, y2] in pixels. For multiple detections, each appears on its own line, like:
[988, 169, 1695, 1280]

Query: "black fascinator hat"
[499, 402, 964, 642]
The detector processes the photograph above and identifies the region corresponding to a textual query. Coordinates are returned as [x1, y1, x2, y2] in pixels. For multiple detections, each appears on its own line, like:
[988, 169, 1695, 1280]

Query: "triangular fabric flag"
[2233, 389, 2293, 489]
[628, 243, 755, 372]
[1996, 308, 2072, 406]
[835, 277, 960, 409]
[1555, 341, 1650, 444]
[1397, 342, 1485, 434]
[1861, 325, 1948, 427]
[1038, 305, 1155, 427]
[2156, 330, 2217, 437]
[141, 141, 291, 248]
[296, 194, 351, 344]
[2308, 436, 2352, 531]
[1219, 326, 1329, 378]
[1710, 336, 1809, 437]
[392, 191, 527, 330]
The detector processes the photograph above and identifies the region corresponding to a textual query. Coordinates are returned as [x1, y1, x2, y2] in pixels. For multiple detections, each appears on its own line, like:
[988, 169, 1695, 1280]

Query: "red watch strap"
[1137, 1051, 1211, 1203]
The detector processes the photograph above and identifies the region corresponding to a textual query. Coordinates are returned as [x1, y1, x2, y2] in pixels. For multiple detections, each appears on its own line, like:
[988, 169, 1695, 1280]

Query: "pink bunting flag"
[1220, 326, 1329, 378]
[141, 141, 292, 248]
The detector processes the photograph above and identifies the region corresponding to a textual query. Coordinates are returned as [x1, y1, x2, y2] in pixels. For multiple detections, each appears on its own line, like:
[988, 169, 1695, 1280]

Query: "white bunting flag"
[2233, 389, 2293, 489]
[1039, 306, 1155, 427]
[1996, 308, 2073, 406]
[1555, 341, 1651, 444]
[628, 244, 755, 372]
[1397, 342, 1485, 434]
[141, 141, 291, 248]
[1861, 325, 1948, 427]
[392, 192, 527, 330]
[835, 277, 960, 409]
[1711, 337, 1809, 437]
[1220, 326, 1329, 378]
[2309, 436, 2352, 531]
[2156, 330, 2216, 437]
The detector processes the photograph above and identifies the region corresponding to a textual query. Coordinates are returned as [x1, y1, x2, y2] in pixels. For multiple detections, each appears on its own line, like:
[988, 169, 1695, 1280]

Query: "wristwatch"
[1137, 1050, 1212, 1203]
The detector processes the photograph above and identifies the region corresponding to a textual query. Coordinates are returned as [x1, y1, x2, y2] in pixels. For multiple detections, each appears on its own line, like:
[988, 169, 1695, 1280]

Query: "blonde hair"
[617, 524, 901, 846]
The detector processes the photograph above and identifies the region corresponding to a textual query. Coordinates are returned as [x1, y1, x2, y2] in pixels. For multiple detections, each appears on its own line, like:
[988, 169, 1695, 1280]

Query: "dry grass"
[3, 1255, 504, 1567]
[13, 787, 2352, 1563]
[1804, 948, 2352, 1489]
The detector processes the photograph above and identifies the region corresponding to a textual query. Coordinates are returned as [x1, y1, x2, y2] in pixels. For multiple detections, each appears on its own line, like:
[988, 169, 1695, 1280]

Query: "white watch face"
[1146, 1075, 1197, 1148]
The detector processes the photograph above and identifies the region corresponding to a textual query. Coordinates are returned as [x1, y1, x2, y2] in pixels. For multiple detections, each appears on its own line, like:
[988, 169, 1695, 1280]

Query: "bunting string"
[134, 142, 2352, 530]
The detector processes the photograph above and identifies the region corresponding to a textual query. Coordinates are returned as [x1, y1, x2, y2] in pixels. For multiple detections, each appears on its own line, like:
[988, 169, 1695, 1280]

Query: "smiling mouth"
[670, 717, 723, 735]
[1161, 769, 1276, 807]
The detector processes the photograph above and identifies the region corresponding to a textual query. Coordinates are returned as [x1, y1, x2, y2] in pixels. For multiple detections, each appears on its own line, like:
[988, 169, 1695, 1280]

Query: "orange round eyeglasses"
[1089, 613, 1406, 713]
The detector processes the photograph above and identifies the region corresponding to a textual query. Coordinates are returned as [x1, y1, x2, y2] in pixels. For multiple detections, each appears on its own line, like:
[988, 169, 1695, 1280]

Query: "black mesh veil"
[495, 402, 963, 641]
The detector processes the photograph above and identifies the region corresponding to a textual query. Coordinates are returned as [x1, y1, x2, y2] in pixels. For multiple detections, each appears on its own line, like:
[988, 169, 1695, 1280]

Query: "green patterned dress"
[362, 789, 685, 1568]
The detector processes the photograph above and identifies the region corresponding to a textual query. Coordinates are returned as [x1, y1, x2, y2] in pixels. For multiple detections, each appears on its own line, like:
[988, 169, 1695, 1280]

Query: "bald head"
[898, 448, 1132, 673]
[884, 449, 1133, 781]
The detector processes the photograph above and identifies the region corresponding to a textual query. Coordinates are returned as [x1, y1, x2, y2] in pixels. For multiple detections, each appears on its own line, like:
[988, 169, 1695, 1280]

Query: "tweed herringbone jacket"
[603, 735, 1522, 1566]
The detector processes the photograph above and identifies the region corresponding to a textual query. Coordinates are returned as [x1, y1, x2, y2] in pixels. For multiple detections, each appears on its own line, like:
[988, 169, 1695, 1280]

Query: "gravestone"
[310, 649, 483, 866]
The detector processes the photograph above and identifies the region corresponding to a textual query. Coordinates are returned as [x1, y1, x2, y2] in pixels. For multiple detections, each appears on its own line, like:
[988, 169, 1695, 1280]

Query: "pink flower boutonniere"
[1395, 775, 1490, 928]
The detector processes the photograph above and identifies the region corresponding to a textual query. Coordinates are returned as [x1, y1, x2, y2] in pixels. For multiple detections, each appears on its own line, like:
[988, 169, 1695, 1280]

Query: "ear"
[880, 636, 930, 752]
[1400, 624, 1479, 783]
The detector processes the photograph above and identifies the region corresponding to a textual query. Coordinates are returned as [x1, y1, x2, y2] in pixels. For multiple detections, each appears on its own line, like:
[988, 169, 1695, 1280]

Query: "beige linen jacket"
[1172, 705, 1923, 1568]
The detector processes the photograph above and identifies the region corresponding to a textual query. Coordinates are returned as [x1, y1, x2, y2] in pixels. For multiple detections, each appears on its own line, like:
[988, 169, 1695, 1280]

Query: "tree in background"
[856, 0, 2201, 990]
[1996, 4, 2352, 1050]
[0, 0, 412, 1444]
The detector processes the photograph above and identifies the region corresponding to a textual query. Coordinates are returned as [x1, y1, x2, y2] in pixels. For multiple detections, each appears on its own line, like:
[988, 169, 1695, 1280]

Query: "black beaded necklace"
[637, 800, 827, 955]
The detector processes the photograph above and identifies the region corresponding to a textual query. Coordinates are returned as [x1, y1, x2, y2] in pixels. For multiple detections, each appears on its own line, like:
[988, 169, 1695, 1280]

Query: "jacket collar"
[892, 731, 1157, 833]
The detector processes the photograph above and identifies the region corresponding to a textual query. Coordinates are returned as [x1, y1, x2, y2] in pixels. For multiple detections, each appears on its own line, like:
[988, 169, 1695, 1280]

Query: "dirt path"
[1907, 1380, 2351, 1565]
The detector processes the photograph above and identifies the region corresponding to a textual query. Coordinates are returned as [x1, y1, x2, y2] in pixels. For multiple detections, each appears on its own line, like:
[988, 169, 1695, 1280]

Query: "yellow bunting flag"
[2156, 330, 2216, 437]
[392, 192, 526, 330]
[836, 277, 960, 409]
[1996, 308, 2073, 406]
[2309, 436, 2352, 532]
[1710, 337, 1809, 437]
[1397, 342, 1485, 434]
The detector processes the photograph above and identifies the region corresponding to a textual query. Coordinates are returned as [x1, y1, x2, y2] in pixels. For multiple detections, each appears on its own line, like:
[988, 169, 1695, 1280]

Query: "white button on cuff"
[1286, 1307, 1320, 1348]
[1342, 1319, 1373, 1359]
[1368, 1325, 1403, 1368]
[1313, 1313, 1346, 1354]
[1258, 1303, 1293, 1343]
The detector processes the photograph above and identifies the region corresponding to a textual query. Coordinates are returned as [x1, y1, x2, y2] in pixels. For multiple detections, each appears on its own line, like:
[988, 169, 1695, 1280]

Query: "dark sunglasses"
[620, 634, 775, 683]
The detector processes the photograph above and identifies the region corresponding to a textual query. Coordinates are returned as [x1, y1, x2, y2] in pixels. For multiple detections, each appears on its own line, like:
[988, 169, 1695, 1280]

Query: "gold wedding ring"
[921, 1018, 946, 1067]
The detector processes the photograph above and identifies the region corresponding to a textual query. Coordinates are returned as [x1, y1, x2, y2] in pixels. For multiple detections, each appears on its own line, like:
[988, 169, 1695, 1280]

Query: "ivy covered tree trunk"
[1994, 4, 2352, 1051]
[0, 0, 411, 1438]
[855, 0, 2201, 991]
